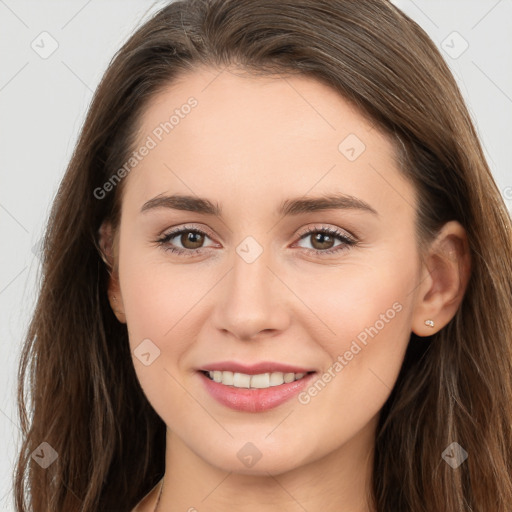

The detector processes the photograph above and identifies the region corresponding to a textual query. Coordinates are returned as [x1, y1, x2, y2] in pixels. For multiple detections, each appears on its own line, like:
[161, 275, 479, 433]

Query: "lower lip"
[198, 371, 316, 412]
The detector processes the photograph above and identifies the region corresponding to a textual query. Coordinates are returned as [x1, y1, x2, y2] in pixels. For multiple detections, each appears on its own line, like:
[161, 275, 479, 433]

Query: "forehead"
[137, 66, 382, 154]
[122, 67, 415, 220]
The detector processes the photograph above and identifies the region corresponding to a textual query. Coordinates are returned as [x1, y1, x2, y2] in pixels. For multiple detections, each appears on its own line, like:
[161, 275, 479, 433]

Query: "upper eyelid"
[295, 224, 356, 241]
[160, 223, 215, 238]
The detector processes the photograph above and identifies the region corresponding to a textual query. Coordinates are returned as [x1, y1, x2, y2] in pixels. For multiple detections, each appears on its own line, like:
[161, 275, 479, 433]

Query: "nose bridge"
[232, 241, 271, 298]
[230, 239, 276, 312]
[213, 237, 290, 338]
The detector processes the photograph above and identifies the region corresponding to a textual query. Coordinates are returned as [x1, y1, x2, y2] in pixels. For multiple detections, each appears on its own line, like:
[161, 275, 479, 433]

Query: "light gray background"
[1, 0, 511, 509]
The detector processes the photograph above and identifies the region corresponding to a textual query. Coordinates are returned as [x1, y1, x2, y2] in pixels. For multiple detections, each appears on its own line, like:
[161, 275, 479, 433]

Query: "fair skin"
[99, 67, 470, 511]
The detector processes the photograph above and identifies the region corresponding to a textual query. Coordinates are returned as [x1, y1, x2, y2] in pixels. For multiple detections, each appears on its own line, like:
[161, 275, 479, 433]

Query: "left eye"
[156, 225, 357, 256]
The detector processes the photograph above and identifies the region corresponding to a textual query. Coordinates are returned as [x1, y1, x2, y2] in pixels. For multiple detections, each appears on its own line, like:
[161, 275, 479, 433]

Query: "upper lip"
[198, 361, 316, 375]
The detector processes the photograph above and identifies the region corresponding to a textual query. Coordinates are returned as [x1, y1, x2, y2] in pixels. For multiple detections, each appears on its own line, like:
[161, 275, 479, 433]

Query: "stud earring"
[424, 319, 435, 328]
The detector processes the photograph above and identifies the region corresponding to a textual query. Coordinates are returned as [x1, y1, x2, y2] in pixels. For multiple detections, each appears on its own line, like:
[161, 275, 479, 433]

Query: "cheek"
[118, 250, 211, 420]
[119, 256, 207, 352]
[117, 238, 228, 405]
[293, 251, 417, 429]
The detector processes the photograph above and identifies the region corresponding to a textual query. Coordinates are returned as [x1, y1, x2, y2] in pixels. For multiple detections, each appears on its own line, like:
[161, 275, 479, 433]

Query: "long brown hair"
[14, 0, 512, 510]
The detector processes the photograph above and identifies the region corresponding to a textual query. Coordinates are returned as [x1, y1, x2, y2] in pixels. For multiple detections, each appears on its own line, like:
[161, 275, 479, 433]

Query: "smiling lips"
[197, 361, 317, 412]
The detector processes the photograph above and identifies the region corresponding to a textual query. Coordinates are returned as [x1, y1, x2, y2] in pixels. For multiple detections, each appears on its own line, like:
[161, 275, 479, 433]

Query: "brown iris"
[180, 231, 205, 249]
[310, 232, 336, 251]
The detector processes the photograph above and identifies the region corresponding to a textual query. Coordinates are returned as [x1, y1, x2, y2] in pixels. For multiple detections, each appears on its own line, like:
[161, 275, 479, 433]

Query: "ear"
[411, 220, 471, 337]
[97, 220, 126, 324]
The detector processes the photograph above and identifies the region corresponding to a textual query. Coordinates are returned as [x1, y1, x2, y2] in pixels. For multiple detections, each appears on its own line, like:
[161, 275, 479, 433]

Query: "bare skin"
[100, 67, 471, 512]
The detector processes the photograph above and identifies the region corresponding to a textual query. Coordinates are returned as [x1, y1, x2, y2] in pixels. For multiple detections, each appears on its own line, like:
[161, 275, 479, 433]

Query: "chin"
[197, 437, 309, 476]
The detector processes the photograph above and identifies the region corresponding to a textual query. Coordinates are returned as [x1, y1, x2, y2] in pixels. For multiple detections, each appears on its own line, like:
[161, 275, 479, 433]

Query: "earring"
[424, 319, 435, 328]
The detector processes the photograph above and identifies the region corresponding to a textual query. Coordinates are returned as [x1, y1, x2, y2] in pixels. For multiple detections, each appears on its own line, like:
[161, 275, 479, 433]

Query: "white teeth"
[269, 372, 284, 386]
[207, 370, 309, 388]
[250, 373, 270, 388]
[220, 371, 234, 385]
[233, 372, 251, 388]
[283, 373, 295, 383]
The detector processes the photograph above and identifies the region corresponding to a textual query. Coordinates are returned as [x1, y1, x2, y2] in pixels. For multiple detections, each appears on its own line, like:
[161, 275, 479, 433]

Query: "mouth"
[199, 369, 315, 389]
[197, 369, 317, 412]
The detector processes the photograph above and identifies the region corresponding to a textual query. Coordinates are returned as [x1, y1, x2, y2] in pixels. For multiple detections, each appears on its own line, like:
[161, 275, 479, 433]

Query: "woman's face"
[112, 67, 423, 475]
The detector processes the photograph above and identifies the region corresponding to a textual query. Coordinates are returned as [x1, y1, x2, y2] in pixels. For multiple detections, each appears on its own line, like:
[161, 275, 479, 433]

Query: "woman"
[14, 0, 512, 511]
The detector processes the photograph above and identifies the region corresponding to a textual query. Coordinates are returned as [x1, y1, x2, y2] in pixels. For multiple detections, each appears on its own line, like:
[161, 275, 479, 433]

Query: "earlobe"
[107, 280, 127, 324]
[412, 221, 471, 337]
[108, 291, 127, 324]
[98, 220, 127, 324]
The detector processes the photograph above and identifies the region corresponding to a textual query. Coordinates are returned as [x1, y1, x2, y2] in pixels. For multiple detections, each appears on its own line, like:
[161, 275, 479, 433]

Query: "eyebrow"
[140, 193, 378, 217]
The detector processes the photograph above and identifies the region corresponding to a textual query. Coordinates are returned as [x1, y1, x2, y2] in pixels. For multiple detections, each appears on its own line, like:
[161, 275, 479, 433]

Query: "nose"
[212, 247, 291, 341]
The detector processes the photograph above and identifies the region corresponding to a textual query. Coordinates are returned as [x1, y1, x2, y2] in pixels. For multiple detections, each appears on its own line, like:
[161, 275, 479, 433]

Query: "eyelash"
[155, 224, 358, 257]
